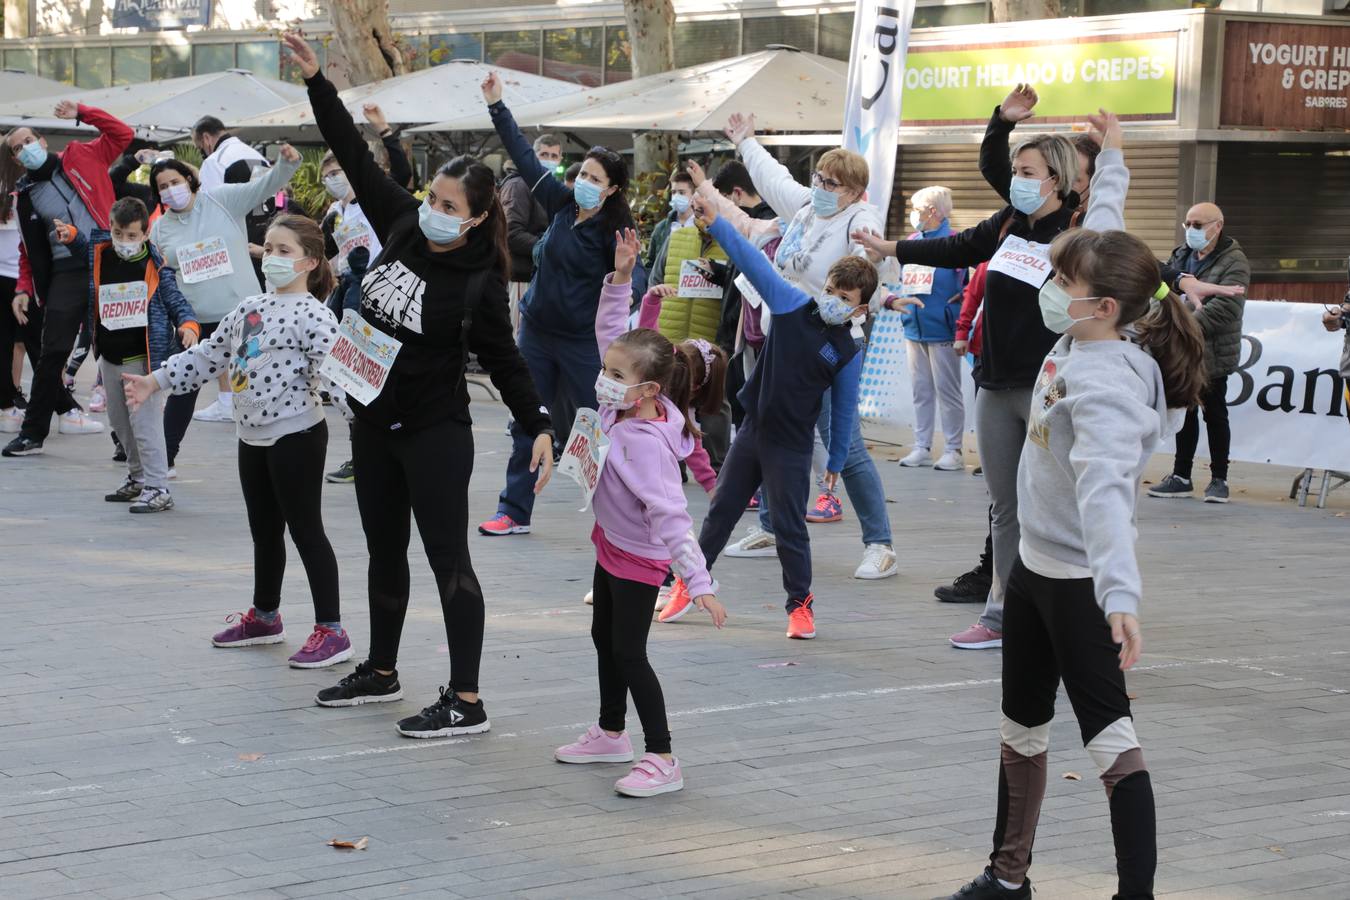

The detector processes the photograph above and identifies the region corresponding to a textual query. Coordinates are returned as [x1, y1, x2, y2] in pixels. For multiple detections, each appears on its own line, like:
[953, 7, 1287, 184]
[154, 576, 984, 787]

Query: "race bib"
[987, 234, 1052, 288]
[677, 259, 722, 299]
[98, 282, 149, 331]
[319, 311, 403, 406]
[335, 218, 373, 269]
[734, 272, 764, 309]
[557, 408, 611, 512]
[898, 264, 936, 296]
[177, 236, 234, 284]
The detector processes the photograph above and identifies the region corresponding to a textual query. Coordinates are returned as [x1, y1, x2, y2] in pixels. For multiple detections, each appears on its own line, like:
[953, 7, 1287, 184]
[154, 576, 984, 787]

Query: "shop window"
[818, 12, 853, 61]
[675, 19, 741, 68]
[545, 27, 603, 87]
[39, 48, 75, 85]
[75, 47, 111, 89]
[4, 48, 38, 74]
[485, 30, 541, 75]
[113, 46, 151, 85]
[429, 34, 483, 65]
[1083, 0, 1187, 12]
[193, 44, 235, 75]
[605, 26, 632, 84]
[743, 14, 818, 54]
[152, 45, 190, 80]
[237, 41, 281, 79]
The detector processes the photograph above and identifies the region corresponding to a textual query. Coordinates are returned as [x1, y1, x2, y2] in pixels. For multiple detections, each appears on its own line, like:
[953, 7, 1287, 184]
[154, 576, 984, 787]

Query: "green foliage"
[628, 163, 674, 252]
[288, 147, 335, 220]
[173, 143, 203, 170]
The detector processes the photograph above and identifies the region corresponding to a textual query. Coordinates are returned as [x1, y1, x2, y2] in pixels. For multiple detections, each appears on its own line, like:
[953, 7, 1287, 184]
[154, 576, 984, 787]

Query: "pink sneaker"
[288, 625, 353, 669]
[211, 609, 285, 647]
[949, 622, 1003, 649]
[555, 724, 635, 764]
[615, 753, 684, 797]
[477, 513, 530, 536]
[89, 384, 107, 413]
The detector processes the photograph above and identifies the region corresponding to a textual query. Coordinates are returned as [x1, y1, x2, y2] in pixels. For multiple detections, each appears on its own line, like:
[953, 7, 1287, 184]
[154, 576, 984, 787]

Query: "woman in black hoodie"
[284, 33, 555, 738]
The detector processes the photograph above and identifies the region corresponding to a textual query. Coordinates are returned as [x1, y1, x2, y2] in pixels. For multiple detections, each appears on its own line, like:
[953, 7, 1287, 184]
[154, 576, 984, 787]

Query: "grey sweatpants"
[974, 385, 1033, 633]
[100, 356, 169, 490]
[906, 339, 965, 453]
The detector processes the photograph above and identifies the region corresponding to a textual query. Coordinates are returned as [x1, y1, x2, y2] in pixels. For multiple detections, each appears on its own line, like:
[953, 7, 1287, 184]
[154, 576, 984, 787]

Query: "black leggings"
[0, 275, 39, 410]
[353, 417, 485, 693]
[591, 563, 670, 755]
[163, 321, 220, 467]
[20, 269, 83, 439]
[237, 421, 340, 623]
[1173, 375, 1230, 481]
[993, 558, 1155, 898]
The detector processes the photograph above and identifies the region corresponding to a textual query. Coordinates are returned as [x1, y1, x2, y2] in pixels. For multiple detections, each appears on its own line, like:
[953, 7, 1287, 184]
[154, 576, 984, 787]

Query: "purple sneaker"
[288, 625, 353, 669]
[211, 609, 285, 648]
[615, 753, 684, 797]
[555, 725, 635, 764]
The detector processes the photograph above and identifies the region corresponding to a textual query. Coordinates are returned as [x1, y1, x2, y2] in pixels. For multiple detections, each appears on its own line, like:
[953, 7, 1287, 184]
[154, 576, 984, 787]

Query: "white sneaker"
[724, 526, 777, 558]
[167, 468, 178, 480]
[583, 590, 593, 606]
[934, 450, 964, 472]
[654, 584, 673, 611]
[853, 543, 898, 579]
[899, 448, 932, 467]
[0, 407, 22, 433]
[193, 397, 234, 423]
[57, 410, 104, 435]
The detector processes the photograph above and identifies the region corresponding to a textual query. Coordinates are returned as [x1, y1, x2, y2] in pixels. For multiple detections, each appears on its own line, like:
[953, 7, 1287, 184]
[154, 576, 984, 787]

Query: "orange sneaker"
[786, 596, 816, 639]
[656, 577, 693, 623]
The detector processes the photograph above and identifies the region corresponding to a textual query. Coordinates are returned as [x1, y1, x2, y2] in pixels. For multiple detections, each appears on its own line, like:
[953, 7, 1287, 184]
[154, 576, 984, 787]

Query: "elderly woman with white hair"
[895, 185, 967, 471]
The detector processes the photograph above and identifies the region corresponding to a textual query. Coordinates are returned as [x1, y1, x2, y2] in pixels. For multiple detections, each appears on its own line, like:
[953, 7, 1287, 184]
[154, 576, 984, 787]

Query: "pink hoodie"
[637, 290, 716, 494]
[592, 274, 716, 599]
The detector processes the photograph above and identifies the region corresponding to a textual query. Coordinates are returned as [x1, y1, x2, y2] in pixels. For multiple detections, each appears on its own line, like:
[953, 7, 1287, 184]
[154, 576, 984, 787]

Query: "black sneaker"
[396, 685, 490, 738]
[935, 566, 992, 604]
[2, 435, 43, 457]
[111, 432, 127, 462]
[1203, 478, 1230, 504]
[1147, 473, 1193, 498]
[315, 660, 403, 707]
[105, 478, 144, 502]
[325, 460, 355, 484]
[943, 867, 1031, 899]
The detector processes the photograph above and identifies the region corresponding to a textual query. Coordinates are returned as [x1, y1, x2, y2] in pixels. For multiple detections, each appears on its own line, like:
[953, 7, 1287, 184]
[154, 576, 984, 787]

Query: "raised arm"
[483, 72, 573, 218]
[363, 104, 415, 190]
[855, 211, 1007, 270]
[212, 147, 301, 220]
[63, 101, 133, 167]
[705, 213, 809, 315]
[737, 138, 812, 222]
[1081, 110, 1128, 233]
[597, 230, 641, 357]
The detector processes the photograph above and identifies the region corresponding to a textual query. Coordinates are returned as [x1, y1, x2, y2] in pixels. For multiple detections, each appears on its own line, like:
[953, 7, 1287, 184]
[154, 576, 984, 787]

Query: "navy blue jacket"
[708, 217, 861, 472]
[488, 101, 645, 338]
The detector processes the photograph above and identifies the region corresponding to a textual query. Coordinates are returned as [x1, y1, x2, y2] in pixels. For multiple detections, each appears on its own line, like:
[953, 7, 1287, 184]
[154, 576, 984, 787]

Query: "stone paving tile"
[1, 387, 1348, 898]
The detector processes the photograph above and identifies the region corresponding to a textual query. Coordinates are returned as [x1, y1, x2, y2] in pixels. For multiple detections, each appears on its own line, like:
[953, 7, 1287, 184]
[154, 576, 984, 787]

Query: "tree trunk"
[329, 0, 406, 87]
[990, 0, 1061, 23]
[623, 0, 678, 175]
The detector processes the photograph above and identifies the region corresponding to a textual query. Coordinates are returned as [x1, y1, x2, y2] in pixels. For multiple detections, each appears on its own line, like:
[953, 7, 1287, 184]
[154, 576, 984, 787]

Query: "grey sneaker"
[1203, 478, 1230, 504]
[1147, 473, 1193, 498]
[105, 478, 144, 502]
[129, 487, 174, 514]
[325, 460, 354, 484]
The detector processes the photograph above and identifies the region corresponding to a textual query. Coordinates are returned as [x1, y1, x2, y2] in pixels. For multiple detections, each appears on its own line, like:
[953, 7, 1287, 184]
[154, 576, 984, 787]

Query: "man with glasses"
[1149, 202, 1250, 504]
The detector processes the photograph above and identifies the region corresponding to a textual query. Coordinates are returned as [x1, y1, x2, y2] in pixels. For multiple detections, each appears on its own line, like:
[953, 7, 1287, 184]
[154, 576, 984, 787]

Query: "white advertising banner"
[842, 0, 918, 216]
[858, 302, 1350, 472]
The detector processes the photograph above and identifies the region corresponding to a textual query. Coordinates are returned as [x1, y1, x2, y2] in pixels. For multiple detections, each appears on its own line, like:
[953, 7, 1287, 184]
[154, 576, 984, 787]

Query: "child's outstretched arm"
[699, 201, 809, 315]
[596, 228, 640, 358]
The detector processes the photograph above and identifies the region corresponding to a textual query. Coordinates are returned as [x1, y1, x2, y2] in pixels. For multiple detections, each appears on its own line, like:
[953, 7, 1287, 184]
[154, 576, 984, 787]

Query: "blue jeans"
[496, 320, 600, 524]
[756, 388, 892, 547]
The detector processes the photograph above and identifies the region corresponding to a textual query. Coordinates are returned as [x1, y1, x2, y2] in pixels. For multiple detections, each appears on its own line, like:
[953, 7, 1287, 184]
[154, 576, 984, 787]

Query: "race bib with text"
[987, 234, 1052, 289]
[98, 282, 149, 331]
[177, 236, 234, 285]
[319, 311, 403, 406]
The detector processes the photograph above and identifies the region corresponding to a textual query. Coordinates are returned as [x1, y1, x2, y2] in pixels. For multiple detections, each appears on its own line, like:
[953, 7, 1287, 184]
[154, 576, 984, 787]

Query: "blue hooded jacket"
[899, 220, 966, 343]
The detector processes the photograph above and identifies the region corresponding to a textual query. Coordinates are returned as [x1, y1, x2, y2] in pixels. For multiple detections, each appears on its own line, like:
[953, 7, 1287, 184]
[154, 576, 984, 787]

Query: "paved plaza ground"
[1, 386, 1348, 900]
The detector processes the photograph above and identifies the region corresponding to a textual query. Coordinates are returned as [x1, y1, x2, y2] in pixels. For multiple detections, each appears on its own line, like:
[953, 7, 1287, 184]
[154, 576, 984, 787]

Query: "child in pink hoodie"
[553, 229, 727, 799]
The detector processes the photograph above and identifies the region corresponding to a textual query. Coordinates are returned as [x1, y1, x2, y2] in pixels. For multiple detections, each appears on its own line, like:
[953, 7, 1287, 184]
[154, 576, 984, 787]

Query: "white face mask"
[594, 371, 653, 410]
[323, 174, 350, 200]
[261, 254, 306, 289]
[160, 183, 192, 211]
[113, 240, 146, 261]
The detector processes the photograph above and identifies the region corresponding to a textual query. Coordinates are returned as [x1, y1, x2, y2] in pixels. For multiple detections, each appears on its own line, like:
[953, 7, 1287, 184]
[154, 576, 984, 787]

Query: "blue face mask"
[261, 255, 306, 289]
[811, 186, 840, 218]
[418, 200, 469, 244]
[1184, 225, 1211, 251]
[671, 193, 691, 215]
[816, 292, 857, 326]
[573, 177, 605, 211]
[1009, 175, 1049, 216]
[18, 141, 47, 171]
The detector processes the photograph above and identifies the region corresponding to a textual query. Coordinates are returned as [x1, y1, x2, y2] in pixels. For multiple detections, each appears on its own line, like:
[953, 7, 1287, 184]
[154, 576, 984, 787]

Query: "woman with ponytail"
[553, 228, 725, 798]
[123, 212, 349, 669]
[944, 224, 1203, 900]
[284, 33, 554, 738]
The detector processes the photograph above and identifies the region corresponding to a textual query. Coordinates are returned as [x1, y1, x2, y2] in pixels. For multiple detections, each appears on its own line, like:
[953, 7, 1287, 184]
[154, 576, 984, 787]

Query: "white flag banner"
[858, 301, 1350, 472]
[842, 0, 918, 216]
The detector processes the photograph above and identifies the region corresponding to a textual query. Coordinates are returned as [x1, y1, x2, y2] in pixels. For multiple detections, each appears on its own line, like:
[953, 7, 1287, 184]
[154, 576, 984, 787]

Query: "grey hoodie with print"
[1016, 334, 1178, 619]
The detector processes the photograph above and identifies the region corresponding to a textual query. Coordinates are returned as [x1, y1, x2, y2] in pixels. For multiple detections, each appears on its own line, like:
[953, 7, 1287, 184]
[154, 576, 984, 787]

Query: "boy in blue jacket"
[67, 197, 199, 512]
[664, 198, 875, 641]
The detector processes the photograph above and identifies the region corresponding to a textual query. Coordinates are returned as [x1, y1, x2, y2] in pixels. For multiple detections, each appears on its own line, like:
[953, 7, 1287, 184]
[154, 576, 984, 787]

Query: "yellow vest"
[658, 225, 727, 343]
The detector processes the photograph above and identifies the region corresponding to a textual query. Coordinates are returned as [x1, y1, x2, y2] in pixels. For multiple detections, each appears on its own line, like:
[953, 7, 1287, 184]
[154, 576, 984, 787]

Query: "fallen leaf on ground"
[237, 752, 265, 762]
[1062, 772, 1082, 781]
[1127, 692, 1139, 700]
[1267, 845, 1284, 853]
[327, 837, 369, 851]
[757, 661, 799, 668]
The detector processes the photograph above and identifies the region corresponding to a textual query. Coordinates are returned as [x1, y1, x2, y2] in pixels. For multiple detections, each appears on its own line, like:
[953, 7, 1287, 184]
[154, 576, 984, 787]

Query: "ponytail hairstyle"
[1049, 228, 1206, 409]
[435, 154, 510, 284]
[681, 338, 728, 418]
[609, 327, 701, 439]
[266, 213, 337, 301]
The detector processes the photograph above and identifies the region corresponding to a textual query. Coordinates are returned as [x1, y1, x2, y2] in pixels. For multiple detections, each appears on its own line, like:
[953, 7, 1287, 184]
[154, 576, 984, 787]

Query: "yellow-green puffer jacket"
[658, 226, 727, 342]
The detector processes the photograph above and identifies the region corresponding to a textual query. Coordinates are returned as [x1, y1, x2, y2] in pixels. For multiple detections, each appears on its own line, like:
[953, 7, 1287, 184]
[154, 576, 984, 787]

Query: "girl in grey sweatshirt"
[124, 214, 351, 670]
[949, 112, 1208, 900]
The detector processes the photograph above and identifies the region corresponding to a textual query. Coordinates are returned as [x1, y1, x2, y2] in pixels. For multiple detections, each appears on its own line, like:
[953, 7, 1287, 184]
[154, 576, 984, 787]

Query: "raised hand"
[690, 197, 717, 228]
[481, 71, 503, 105]
[686, 159, 707, 188]
[613, 228, 641, 282]
[278, 143, 301, 163]
[282, 32, 320, 79]
[363, 103, 390, 134]
[999, 84, 1038, 123]
[723, 112, 756, 146]
[1085, 108, 1123, 152]
[53, 100, 79, 120]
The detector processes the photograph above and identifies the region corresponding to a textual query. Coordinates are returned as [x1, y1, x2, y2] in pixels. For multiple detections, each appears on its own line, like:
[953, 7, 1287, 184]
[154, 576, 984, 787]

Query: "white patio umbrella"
[229, 61, 583, 139]
[0, 70, 72, 104]
[0, 69, 308, 142]
[412, 48, 848, 135]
